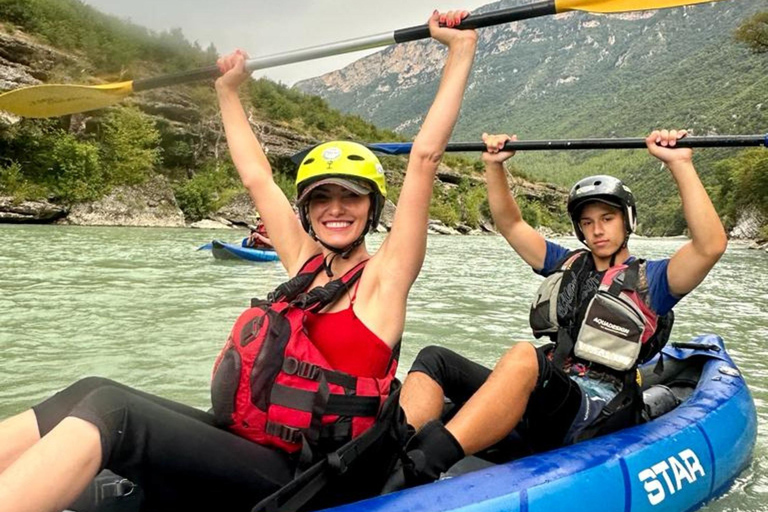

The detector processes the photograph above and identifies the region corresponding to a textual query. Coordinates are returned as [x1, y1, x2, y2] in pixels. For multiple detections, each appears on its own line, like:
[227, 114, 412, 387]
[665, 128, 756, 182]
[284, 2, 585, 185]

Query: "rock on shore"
[0, 196, 67, 222]
[61, 176, 185, 227]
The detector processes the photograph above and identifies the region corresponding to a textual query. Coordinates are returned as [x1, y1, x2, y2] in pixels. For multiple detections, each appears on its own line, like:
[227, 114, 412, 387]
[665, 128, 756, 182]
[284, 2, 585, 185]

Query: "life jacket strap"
[251, 383, 406, 512]
[268, 254, 326, 303]
[291, 261, 367, 313]
[551, 329, 575, 368]
[281, 357, 358, 390]
[264, 421, 355, 445]
[607, 260, 640, 296]
[269, 384, 381, 417]
[600, 370, 639, 417]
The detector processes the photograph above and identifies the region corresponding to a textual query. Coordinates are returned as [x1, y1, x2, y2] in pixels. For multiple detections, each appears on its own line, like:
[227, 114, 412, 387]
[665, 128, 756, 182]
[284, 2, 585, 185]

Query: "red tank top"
[305, 281, 393, 378]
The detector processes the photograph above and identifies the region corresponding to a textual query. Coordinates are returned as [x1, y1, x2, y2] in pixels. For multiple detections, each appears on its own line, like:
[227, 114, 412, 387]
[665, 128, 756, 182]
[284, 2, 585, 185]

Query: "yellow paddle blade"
[556, 0, 721, 13]
[0, 81, 134, 118]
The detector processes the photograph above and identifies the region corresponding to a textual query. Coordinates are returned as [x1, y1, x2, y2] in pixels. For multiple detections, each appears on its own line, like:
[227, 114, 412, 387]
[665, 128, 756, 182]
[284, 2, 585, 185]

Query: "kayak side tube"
[322, 334, 757, 512]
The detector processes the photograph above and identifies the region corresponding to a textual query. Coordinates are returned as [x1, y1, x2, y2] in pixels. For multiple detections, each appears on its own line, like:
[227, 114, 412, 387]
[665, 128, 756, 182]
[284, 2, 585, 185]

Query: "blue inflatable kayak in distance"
[323, 334, 756, 512]
[198, 239, 279, 262]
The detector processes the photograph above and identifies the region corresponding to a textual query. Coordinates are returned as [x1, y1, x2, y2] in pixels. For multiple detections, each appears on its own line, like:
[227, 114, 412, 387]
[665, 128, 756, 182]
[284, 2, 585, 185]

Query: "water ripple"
[0, 226, 766, 510]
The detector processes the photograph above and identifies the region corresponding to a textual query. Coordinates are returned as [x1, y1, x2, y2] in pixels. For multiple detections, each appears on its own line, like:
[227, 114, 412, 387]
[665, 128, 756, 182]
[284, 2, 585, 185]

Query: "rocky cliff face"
[0, 196, 66, 222]
[295, 0, 764, 139]
[730, 207, 766, 240]
[294, 0, 766, 239]
[0, 29, 79, 125]
[0, 26, 315, 227]
[62, 175, 185, 227]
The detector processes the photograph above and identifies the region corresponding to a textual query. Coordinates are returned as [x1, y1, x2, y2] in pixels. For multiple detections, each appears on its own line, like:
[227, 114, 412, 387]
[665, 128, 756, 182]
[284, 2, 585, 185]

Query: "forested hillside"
[0, 0, 408, 224]
[1, 0, 763, 236]
[297, 0, 768, 237]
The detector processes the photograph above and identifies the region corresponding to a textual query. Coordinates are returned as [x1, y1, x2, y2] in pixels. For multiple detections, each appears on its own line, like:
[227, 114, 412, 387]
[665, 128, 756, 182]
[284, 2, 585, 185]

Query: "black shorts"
[409, 345, 584, 453]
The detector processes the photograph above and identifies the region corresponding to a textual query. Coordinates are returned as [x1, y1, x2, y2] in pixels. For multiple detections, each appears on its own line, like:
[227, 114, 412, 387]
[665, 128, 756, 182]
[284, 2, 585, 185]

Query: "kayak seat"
[445, 355, 706, 479]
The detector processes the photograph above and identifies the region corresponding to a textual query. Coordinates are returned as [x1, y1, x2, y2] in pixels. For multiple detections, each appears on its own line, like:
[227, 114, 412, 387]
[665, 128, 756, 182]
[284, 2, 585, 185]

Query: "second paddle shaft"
[369, 135, 768, 154]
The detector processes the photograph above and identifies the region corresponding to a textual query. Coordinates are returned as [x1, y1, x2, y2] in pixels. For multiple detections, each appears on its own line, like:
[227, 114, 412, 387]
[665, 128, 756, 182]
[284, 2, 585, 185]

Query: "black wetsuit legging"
[33, 377, 295, 512]
[409, 345, 584, 453]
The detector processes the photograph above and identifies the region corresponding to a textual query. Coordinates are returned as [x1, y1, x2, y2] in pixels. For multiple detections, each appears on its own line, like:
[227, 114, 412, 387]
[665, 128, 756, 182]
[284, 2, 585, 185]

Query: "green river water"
[0, 224, 766, 511]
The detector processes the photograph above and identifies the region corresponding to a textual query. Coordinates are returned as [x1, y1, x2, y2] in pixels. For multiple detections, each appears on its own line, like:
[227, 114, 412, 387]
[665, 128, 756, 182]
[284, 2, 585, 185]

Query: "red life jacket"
[210, 254, 398, 453]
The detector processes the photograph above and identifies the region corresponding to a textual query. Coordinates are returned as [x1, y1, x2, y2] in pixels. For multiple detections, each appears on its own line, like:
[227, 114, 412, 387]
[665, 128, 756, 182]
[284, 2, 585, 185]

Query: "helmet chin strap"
[609, 231, 630, 267]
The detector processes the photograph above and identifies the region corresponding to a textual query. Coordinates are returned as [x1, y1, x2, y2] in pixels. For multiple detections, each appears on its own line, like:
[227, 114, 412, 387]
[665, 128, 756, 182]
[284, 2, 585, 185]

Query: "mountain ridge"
[294, 0, 768, 235]
[296, 0, 765, 140]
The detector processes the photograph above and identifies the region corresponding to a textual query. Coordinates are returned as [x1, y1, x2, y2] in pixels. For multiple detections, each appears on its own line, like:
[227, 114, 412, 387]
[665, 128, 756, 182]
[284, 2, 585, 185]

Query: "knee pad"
[68, 377, 118, 397]
[70, 386, 132, 468]
[34, 377, 120, 437]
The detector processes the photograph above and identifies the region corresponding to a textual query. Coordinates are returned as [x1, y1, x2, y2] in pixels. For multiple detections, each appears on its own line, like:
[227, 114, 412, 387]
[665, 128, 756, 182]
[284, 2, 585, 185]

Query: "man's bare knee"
[493, 342, 539, 391]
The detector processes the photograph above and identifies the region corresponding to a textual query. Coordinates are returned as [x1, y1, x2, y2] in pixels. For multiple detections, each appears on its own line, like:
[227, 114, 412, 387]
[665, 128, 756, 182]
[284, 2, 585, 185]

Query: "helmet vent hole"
[347, 155, 365, 161]
[594, 180, 602, 186]
[303, 158, 315, 165]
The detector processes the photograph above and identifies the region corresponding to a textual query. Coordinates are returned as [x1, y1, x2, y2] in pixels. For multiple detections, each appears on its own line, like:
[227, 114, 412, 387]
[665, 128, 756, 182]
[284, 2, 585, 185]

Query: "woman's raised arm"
[369, 11, 478, 299]
[216, 50, 317, 275]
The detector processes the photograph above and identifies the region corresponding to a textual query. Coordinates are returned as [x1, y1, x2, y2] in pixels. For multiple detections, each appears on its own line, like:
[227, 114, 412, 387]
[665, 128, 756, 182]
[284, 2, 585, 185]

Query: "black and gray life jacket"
[530, 250, 674, 438]
[530, 249, 673, 372]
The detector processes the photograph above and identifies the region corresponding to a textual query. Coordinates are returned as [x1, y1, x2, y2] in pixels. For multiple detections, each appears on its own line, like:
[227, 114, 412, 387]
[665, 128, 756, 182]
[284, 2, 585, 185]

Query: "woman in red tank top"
[0, 10, 479, 511]
[305, 278, 394, 378]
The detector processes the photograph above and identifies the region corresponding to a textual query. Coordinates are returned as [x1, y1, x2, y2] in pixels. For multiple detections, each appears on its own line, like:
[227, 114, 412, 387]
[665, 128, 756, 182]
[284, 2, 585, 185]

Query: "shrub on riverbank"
[100, 107, 163, 186]
[714, 148, 768, 232]
[0, 106, 163, 204]
[0, 0, 216, 75]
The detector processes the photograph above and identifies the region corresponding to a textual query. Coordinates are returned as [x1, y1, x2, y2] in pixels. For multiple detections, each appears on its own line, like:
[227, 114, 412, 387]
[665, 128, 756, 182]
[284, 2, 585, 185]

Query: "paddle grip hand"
[393, 1, 556, 43]
[646, 129, 693, 166]
[215, 50, 252, 91]
[481, 133, 517, 164]
[428, 10, 478, 47]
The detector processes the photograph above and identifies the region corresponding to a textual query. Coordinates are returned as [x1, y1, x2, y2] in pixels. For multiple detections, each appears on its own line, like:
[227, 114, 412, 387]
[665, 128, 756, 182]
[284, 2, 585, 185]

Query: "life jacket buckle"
[97, 478, 135, 499]
[283, 357, 299, 375]
[297, 361, 321, 380]
[282, 358, 322, 381]
[326, 451, 347, 474]
[266, 421, 303, 444]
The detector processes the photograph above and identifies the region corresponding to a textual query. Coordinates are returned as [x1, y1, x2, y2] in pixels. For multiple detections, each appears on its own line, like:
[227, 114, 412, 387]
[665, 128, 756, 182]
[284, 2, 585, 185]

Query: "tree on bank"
[715, 12, 768, 238]
[734, 11, 768, 53]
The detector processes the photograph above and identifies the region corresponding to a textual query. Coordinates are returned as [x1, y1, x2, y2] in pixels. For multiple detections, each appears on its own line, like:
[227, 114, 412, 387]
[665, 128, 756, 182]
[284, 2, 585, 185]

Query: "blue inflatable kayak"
[324, 334, 756, 512]
[67, 335, 755, 512]
[198, 239, 279, 262]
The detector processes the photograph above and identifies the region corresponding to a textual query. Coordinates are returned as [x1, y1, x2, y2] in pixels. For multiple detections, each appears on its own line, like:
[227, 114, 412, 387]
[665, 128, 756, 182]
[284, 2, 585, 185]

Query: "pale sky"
[81, 0, 493, 85]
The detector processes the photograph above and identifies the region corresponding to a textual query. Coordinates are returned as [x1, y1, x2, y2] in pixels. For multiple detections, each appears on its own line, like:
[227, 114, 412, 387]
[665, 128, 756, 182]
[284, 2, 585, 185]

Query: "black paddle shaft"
[133, 1, 558, 92]
[443, 135, 768, 152]
[394, 0, 557, 43]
